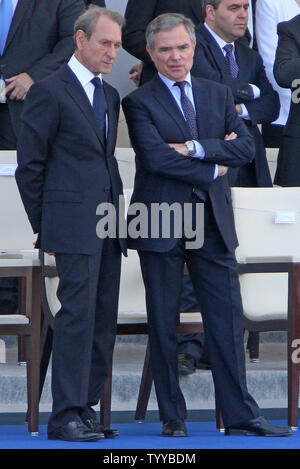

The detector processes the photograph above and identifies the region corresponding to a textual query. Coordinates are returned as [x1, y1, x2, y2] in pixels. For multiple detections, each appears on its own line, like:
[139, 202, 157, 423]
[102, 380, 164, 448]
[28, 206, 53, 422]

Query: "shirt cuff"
[249, 83, 261, 99]
[192, 140, 205, 159]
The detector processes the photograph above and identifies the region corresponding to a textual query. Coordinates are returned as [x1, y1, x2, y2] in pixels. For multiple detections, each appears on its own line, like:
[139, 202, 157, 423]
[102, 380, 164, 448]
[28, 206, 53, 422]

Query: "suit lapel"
[60, 65, 106, 151]
[234, 41, 248, 79]
[4, 0, 33, 54]
[151, 75, 191, 141]
[191, 77, 211, 139]
[198, 25, 230, 76]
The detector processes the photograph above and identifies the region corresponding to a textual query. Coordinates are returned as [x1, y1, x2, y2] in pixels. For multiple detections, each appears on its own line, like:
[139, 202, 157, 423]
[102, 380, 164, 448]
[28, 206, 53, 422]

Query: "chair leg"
[18, 278, 27, 364]
[134, 340, 153, 423]
[100, 367, 112, 429]
[39, 323, 53, 400]
[26, 267, 42, 436]
[215, 394, 224, 431]
[247, 331, 260, 362]
[288, 263, 300, 429]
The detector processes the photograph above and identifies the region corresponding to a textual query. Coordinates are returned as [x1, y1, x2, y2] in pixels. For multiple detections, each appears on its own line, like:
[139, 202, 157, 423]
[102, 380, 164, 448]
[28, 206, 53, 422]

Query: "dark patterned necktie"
[174, 81, 206, 202]
[223, 43, 239, 78]
[174, 81, 198, 140]
[91, 77, 108, 142]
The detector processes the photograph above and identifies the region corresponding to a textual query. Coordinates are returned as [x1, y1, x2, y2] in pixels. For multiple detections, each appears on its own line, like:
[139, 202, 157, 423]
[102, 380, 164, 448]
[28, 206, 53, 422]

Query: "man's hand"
[168, 143, 189, 156]
[4, 73, 34, 101]
[217, 132, 237, 177]
[218, 165, 228, 177]
[224, 132, 237, 140]
[235, 104, 243, 115]
[129, 62, 143, 87]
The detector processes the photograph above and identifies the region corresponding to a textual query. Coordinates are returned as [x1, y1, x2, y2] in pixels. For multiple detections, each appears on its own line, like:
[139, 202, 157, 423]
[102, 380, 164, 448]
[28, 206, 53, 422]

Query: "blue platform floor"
[0, 421, 299, 450]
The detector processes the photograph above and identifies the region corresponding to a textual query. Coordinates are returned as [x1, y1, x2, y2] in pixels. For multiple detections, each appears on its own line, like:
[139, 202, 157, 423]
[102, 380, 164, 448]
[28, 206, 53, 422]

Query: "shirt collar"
[158, 72, 192, 92]
[204, 22, 235, 53]
[68, 54, 102, 88]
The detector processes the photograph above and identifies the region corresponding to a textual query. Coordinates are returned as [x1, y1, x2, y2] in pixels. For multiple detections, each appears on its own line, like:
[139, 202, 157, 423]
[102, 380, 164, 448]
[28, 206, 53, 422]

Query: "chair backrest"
[0, 150, 36, 251]
[266, 148, 279, 183]
[232, 187, 300, 263]
[116, 109, 131, 148]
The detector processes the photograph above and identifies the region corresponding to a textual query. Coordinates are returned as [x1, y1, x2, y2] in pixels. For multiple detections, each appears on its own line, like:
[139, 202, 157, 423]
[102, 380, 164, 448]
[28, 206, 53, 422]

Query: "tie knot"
[91, 77, 102, 88]
[174, 81, 187, 92]
[223, 43, 234, 55]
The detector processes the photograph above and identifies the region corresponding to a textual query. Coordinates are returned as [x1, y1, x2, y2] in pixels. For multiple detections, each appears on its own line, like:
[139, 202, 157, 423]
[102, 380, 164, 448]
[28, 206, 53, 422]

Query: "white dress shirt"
[68, 54, 108, 132]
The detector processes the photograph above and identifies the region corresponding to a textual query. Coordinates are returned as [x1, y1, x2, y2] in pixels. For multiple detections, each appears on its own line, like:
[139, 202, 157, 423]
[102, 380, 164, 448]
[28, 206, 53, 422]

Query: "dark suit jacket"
[122, 75, 255, 253]
[122, 0, 204, 85]
[16, 64, 126, 256]
[274, 14, 300, 139]
[192, 24, 280, 186]
[84, 0, 105, 6]
[0, 0, 85, 136]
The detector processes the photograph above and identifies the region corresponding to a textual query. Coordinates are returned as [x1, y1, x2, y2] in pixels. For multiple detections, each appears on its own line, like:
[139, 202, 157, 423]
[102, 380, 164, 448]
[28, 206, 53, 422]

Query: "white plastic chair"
[0, 150, 42, 435]
[232, 186, 300, 429]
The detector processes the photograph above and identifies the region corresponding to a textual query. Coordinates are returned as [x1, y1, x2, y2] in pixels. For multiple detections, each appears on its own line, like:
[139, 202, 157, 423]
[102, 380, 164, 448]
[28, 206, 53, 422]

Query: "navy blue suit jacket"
[192, 24, 280, 186]
[122, 75, 255, 253]
[16, 65, 126, 256]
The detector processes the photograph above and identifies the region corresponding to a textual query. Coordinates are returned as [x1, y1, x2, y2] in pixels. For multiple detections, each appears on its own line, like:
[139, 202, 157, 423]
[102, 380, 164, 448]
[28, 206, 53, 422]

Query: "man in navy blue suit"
[16, 5, 126, 442]
[192, 0, 279, 187]
[122, 12, 292, 438]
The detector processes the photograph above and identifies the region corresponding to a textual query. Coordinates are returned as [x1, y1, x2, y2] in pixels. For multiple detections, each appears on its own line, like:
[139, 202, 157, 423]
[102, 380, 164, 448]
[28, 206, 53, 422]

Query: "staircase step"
[0, 342, 291, 414]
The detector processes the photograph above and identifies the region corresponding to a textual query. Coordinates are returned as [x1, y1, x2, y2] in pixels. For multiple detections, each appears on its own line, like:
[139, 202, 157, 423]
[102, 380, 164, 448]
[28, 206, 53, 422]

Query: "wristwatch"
[185, 140, 196, 157]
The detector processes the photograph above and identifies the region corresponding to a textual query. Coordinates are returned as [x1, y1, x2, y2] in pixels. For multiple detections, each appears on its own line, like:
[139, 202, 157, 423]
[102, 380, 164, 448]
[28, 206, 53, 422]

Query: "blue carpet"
[0, 420, 299, 450]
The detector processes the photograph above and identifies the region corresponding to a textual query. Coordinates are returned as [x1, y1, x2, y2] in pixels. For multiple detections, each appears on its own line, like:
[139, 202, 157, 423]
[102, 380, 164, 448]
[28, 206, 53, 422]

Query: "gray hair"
[146, 13, 196, 51]
[74, 5, 125, 42]
[201, 0, 222, 18]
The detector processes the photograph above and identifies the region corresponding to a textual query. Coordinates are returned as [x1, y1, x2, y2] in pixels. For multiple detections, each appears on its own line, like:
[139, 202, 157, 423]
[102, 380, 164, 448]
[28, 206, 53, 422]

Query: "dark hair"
[146, 13, 196, 51]
[74, 5, 125, 42]
[201, 0, 222, 19]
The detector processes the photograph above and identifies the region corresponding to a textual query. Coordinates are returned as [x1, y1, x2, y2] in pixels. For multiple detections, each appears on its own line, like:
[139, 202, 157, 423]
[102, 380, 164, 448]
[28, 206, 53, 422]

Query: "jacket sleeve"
[15, 83, 59, 233]
[273, 22, 300, 89]
[26, 0, 85, 81]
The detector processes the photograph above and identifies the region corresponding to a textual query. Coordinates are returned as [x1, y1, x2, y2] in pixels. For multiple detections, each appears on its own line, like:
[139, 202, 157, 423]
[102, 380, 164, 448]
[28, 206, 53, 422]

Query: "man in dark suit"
[122, 0, 204, 86]
[0, 0, 84, 317]
[122, 12, 292, 438]
[122, 0, 210, 376]
[273, 14, 300, 186]
[16, 6, 126, 442]
[192, 0, 280, 187]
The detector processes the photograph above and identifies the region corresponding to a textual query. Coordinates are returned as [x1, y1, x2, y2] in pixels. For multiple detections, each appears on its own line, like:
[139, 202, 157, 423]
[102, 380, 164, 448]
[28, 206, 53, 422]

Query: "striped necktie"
[223, 43, 239, 78]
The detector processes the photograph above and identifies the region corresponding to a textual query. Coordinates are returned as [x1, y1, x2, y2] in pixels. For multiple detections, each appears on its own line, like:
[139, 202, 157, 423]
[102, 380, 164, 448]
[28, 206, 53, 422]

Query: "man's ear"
[146, 44, 155, 62]
[205, 4, 216, 23]
[75, 29, 86, 51]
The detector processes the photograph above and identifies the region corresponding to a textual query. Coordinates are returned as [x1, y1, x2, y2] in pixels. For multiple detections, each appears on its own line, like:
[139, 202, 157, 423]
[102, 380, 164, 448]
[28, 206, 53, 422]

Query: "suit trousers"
[138, 197, 260, 427]
[47, 236, 121, 432]
[0, 103, 17, 150]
